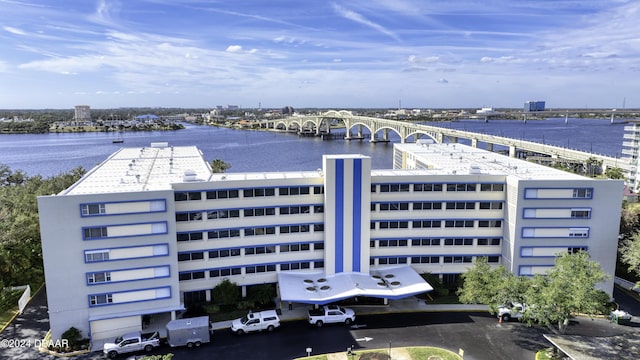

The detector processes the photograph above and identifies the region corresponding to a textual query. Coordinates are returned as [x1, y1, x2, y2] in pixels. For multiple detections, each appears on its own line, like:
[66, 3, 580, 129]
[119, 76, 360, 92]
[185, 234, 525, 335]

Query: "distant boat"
[112, 138, 124, 143]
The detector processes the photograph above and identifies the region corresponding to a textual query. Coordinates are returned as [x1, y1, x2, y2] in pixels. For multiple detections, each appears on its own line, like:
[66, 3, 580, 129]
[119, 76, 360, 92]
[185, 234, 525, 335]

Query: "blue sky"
[1, 0, 638, 109]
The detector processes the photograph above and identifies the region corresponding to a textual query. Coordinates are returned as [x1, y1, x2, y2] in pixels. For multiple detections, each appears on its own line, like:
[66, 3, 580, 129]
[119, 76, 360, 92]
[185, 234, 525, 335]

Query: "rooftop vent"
[183, 169, 197, 182]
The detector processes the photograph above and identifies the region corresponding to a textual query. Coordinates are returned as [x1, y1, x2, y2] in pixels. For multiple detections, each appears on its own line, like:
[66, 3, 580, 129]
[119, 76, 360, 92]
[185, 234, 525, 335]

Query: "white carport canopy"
[277, 265, 433, 305]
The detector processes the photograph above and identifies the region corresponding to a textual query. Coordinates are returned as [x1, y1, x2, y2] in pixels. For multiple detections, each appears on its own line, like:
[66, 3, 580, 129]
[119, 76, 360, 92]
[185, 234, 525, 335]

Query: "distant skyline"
[1, 0, 638, 110]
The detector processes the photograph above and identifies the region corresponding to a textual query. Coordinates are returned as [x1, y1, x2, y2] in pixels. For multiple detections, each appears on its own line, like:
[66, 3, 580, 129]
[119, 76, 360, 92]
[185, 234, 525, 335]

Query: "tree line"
[0, 165, 85, 306]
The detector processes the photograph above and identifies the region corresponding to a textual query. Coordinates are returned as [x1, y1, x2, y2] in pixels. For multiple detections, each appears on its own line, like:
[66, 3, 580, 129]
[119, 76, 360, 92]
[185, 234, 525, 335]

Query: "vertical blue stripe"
[335, 159, 344, 273]
[352, 159, 362, 272]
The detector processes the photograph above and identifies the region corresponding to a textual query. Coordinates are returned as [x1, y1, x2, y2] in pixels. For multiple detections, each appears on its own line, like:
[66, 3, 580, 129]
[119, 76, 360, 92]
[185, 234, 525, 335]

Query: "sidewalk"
[210, 297, 489, 330]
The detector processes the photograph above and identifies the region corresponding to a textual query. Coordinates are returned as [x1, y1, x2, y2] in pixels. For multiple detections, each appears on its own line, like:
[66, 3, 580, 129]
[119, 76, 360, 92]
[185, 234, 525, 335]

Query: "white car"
[497, 302, 527, 322]
[231, 310, 280, 335]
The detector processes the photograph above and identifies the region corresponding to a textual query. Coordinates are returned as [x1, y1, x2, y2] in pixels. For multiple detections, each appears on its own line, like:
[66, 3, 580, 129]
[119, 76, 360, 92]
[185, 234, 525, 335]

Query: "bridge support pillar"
[383, 129, 389, 142]
[509, 145, 516, 158]
[487, 143, 494, 152]
[471, 138, 478, 148]
[436, 133, 444, 144]
[358, 125, 363, 139]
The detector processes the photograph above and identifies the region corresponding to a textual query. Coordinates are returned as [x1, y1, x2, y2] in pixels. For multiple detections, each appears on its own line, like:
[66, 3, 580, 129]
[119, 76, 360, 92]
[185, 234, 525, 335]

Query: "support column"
[471, 138, 478, 148]
[509, 145, 516, 158]
[382, 129, 389, 142]
[487, 143, 494, 152]
[357, 125, 363, 139]
[241, 285, 247, 298]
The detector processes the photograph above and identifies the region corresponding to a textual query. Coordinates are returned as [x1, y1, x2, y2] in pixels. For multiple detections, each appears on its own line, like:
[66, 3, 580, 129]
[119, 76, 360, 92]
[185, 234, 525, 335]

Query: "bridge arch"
[405, 131, 438, 143]
[322, 110, 353, 119]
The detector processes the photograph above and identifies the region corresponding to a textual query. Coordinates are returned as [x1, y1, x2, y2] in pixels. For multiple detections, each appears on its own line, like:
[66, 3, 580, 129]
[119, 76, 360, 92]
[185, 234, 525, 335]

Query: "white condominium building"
[38, 141, 622, 344]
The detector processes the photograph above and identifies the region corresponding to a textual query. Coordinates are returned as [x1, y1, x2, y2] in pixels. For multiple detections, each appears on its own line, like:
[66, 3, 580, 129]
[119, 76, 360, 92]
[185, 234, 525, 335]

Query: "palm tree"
[210, 159, 231, 173]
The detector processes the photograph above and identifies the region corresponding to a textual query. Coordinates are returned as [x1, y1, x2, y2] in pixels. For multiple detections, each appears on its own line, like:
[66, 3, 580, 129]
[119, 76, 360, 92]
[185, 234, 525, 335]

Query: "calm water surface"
[0, 118, 626, 177]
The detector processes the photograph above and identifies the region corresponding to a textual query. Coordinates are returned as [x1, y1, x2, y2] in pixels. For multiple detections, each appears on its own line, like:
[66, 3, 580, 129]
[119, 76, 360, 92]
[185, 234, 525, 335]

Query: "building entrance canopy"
[277, 265, 433, 305]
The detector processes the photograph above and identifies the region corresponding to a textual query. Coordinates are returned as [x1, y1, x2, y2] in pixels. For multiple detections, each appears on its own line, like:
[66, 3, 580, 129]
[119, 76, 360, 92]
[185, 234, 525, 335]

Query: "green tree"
[248, 284, 276, 307]
[604, 166, 625, 180]
[210, 159, 231, 173]
[620, 232, 640, 284]
[211, 279, 240, 306]
[457, 257, 529, 314]
[523, 252, 608, 334]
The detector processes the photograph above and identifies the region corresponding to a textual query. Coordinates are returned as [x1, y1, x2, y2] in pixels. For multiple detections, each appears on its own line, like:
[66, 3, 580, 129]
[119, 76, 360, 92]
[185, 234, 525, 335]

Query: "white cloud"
[331, 2, 400, 42]
[3, 26, 26, 35]
[226, 45, 243, 53]
[437, 78, 448, 83]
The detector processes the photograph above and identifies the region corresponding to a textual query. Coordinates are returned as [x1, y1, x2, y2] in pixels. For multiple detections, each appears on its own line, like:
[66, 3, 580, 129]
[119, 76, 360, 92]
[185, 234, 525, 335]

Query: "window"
[411, 256, 440, 264]
[445, 202, 475, 210]
[443, 256, 473, 263]
[244, 226, 276, 236]
[179, 271, 205, 281]
[210, 268, 241, 277]
[85, 250, 109, 262]
[83, 227, 108, 240]
[89, 294, 113, 305]
[208, 229, 240, 239]
[178, 252, 204, 261]
[81, 204, 105, 215]
[445, 220, 474, 228]
[379, 203, 409, 211]
[279, 206, 311, 215]
[313, 186, 324, 194]
[480, 184, 504, 191]
[378, 221, 409, 229]
[87, 272, 111, 284]
[244, 207, 276, 217]
[568, 247, 587, 254]
[177, 232, 203, 242]
[378, 257, 407, 265]
[411, 238, 441, 246]
[314, 261, 324, 268]
[175, 191, 201, 201]
[487, 256, 500, 263]
[378, 240, 408, 247]
[413, 202, 442, 210]
[569, 228, 589, 237]
[479, 202, 503, 210]
[313, 224, 324, 232]
[279, 186, 310, 195]
[446, 183, 476, 192]
[243, 188, 275, 197]
[571, 209, 591, 218]
[444, 238, 473, 246]
[379, 184, 410, 192]
[412, 220, 441, 228]
[313, 242, 324, 250]
[244, 246, 276, 255]
[477, 238, 501, 246]
[478, 220, 502, 228]
[280, 224, 310, 234]
[206, 189, 239, 199]
[573, 188, 592, 198]
[314, 205, 324, 213]
[207, 209, 240, 219]
[208, 248, 241, 258]
[413, 183, 443, 192]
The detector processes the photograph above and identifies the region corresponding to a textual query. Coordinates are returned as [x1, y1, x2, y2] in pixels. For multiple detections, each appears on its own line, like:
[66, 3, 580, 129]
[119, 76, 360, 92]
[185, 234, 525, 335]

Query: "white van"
[231, 310, 280, 335]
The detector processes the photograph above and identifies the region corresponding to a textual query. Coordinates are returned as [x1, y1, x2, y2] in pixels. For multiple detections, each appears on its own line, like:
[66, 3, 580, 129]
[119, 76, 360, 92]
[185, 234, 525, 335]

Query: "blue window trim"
[206, 258, 323, 273]
[81, 221, 168, 240]
[335, 159, 344, 273]
[83, 243, 170, 263]
[79, 199, 167, 217]
[353, 158, 362, 272]
[85, 265, 171, 286]
[88, 286, 172, 307]
[520, 245, 589, 258]
[521, 227, 590, 238]
[523, 187, 594, 200]
[518, 265, 553, 277]
[522, 207, 592, 219]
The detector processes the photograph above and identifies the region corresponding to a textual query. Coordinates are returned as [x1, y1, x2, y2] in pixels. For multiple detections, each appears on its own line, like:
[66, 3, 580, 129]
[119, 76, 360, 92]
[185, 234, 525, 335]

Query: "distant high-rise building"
[74, 105, 91, 121]
[524, 101, 545, 112]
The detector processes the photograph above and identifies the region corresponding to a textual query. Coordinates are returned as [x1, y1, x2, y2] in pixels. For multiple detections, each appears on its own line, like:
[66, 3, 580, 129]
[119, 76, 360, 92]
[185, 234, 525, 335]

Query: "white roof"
[63, 143, 212, 195]
[394, 142, 587, 180]
[277, 265, 433, 304]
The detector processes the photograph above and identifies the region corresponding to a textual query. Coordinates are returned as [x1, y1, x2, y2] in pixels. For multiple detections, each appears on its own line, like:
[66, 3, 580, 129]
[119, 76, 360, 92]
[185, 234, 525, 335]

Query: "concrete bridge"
[261, 110, 629, 171]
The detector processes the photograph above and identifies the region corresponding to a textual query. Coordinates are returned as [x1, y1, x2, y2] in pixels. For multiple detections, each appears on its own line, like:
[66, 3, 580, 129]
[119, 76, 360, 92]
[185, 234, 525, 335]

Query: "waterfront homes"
[37, 141, 623, 344]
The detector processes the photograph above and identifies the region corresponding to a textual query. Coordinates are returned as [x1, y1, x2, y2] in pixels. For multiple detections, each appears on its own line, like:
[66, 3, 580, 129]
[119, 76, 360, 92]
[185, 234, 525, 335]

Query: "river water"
[0, 118, 626, 177]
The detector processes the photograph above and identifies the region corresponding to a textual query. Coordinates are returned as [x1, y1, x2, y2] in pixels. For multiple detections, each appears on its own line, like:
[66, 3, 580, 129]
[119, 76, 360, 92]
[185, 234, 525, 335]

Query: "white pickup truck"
[308, 305, 356, 327]
[102, 331, 160, 358]
[231, 310, 281, 335]
[497, 302, 527, 322]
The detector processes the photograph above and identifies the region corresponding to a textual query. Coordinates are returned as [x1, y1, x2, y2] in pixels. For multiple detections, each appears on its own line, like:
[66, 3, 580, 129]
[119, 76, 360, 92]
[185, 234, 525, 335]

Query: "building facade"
[622, 121, 640, 190]
[74, 105, 91, 121]
[38, 141, 622, 343]
[524, 101, 546, 112]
